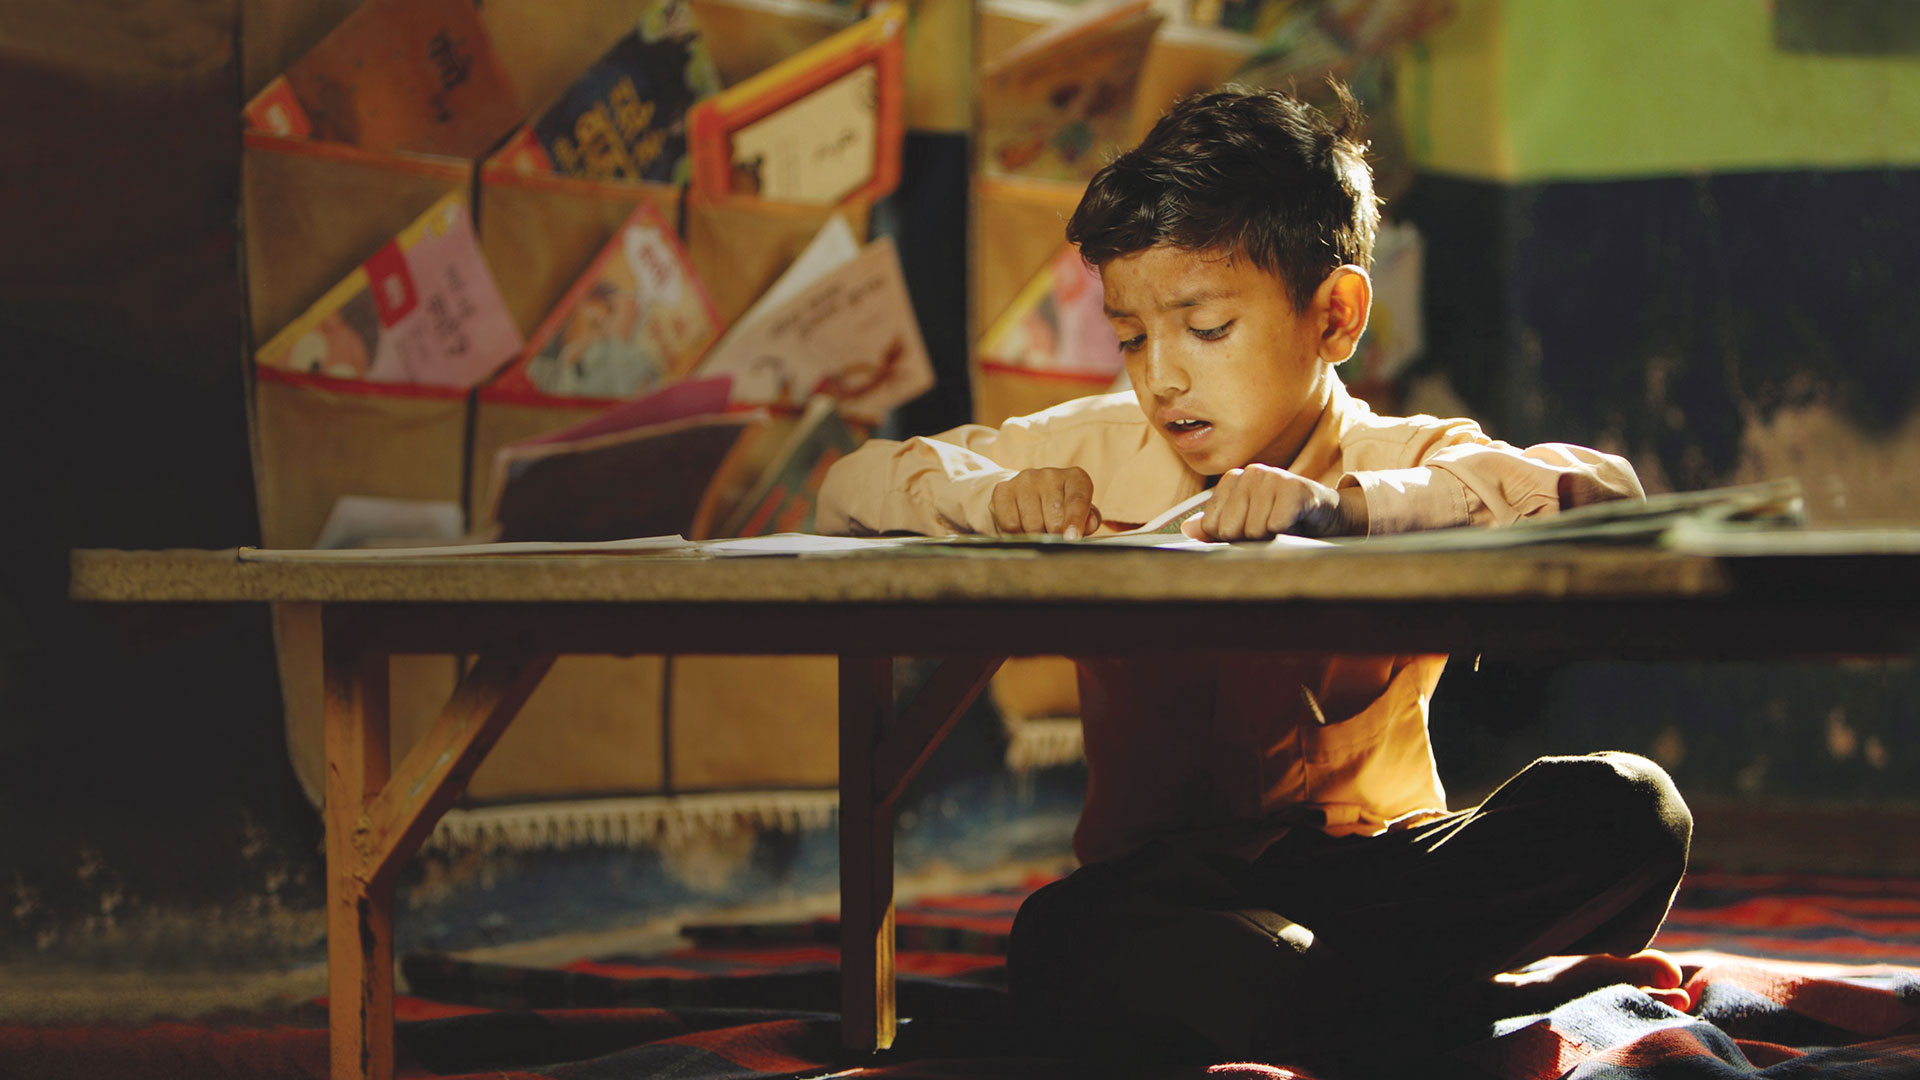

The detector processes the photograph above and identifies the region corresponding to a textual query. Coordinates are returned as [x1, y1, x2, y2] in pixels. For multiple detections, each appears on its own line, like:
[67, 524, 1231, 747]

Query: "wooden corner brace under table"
[321, 607, 556, 1080]
[318, 599, 1003, 1078]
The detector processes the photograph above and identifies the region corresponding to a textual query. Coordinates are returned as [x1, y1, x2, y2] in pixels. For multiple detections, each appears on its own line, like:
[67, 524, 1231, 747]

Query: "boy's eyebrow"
[1104, 288, 1237, 319]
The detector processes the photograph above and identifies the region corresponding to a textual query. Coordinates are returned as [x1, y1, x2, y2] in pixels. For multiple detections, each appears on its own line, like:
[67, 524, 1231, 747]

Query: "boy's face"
[1101, 244, 1334, 475]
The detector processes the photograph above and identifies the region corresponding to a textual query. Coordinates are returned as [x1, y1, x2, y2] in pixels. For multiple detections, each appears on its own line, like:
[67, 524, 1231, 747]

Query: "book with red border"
[483, 200, 723, 406]
[254, 190, 524, 391]
[686, 3, 906, 207]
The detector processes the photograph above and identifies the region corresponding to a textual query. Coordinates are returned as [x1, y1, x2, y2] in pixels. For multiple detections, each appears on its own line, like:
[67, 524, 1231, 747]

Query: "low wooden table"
[68, 539, 1920, 1080]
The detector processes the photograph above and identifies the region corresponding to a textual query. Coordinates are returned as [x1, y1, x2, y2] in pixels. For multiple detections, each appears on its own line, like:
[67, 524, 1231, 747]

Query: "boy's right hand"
[991, 467, 1102, 539]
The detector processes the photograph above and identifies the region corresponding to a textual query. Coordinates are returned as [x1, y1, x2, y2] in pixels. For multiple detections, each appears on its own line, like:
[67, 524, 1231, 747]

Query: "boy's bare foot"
[1480, 950, 1692, 1015]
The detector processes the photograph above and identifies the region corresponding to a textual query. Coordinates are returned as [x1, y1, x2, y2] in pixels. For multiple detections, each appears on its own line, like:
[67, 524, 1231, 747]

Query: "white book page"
[238, 536, 697, 560]
[711, 214, 859, 355]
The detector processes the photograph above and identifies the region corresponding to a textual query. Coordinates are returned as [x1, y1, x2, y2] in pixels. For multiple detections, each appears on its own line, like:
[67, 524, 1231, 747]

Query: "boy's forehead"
[1099, 244, 1264, 314]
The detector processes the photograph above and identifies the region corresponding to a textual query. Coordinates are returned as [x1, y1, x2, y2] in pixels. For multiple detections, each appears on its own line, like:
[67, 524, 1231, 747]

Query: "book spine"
[494, 127, 556, 174]
[243, 75, 313, 139]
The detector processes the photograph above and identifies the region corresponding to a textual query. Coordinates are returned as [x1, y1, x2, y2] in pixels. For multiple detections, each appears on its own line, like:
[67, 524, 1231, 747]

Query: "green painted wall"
[1403, 0, 1920, 182]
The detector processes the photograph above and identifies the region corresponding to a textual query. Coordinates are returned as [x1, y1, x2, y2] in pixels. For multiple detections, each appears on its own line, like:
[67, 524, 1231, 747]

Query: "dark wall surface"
[1400, 168, 1920, 819]
[0, 2, 325, 964]
[1401, 169, 1920, 491]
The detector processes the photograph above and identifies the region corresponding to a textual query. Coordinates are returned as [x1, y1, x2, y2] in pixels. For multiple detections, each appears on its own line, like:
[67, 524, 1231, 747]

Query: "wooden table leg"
[837, 655, 1007, 1054]
[322, 608, 555, 1080]
[324, 620, 393, 1080]
[839, 653, 896, 1052]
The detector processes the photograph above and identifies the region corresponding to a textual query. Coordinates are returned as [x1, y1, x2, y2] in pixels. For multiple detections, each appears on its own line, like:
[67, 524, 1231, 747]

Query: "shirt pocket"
[1301, 682, 1399, 766]
[1298, 657, 1448, 823]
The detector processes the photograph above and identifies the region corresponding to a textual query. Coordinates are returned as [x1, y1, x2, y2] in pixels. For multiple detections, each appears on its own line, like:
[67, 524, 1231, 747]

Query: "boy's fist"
[992, 467, 1102, 539]
[1181, 464, 1368, 541]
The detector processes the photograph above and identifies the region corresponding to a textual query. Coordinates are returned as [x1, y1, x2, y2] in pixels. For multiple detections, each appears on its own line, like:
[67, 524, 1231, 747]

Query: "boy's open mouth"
[1161, 416, 1215, 454]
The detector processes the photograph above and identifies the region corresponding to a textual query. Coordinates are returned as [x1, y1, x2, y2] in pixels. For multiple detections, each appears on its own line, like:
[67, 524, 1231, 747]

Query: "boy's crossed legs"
[1007, 752, 1693, 1068]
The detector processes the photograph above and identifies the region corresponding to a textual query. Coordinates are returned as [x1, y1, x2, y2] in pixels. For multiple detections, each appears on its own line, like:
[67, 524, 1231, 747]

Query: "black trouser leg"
[1248, 751, 1692, 989]
[1006, 752, 1691, 1065]
[1007, 843, 1349, 1064]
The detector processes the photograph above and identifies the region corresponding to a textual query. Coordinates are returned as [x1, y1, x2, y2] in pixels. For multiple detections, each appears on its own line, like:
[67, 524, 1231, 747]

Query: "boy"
[817, 88, 1691, 1068]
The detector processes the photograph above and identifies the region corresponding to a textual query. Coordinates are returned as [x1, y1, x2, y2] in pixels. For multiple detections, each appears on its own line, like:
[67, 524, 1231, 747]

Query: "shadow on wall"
[1402, 170, 1920, 520]
[0, 2, 304, 969]
[1401, 154, 1920, 843]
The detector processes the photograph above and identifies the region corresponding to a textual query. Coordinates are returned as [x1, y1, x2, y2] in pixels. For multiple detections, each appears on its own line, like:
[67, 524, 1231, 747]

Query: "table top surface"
[67, 535, 1920, 606]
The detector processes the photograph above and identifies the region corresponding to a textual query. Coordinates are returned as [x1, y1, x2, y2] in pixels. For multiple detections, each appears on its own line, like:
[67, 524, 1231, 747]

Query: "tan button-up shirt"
[818, 380, 1642, 864]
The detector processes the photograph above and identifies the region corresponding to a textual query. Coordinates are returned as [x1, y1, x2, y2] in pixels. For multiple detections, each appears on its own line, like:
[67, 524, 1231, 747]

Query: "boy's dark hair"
[1066, 84, 1379, 312]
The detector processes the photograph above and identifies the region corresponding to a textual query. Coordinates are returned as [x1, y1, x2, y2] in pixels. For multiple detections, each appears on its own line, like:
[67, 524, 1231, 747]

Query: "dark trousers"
[1006, 752, 1693, 1068]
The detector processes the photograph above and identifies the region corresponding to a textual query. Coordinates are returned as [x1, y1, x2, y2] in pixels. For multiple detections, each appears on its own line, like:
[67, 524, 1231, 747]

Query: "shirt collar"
[1285, 376, 1369, 485]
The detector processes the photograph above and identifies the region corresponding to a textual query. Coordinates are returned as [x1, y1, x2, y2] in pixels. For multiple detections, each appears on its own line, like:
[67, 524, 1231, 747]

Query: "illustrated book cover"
[687, 3, 906, 206]
[484, 200, 723, 404]
[978, 243, 1123, 376]
[978, 0, 1162, 182]
[485, 377, 767, 542]
[492, 0, 724, 184]
[716, 395, 867, 538]
[243, 0, 522, 158]
[692, 234, 933, 423]
[254, 190, 524, 389]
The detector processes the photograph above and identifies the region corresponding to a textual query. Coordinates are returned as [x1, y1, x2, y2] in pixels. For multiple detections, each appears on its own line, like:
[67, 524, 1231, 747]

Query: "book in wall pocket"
[243, 132, 477, 354]
[251, 366, 473, 812]
[687, 2, 907, 210]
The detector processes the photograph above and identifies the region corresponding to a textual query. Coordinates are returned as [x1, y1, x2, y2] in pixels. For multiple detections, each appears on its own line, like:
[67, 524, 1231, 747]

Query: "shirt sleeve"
[817, 420, 1048, 536]
[1340, 418, 1645, 535]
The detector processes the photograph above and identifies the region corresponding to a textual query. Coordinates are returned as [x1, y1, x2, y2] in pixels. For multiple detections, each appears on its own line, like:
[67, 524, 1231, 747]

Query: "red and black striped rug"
[5, 870, 1918, 1078]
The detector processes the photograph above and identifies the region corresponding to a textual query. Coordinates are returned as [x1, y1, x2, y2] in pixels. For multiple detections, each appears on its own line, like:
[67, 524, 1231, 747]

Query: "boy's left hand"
[1181, 465, 1368, 541]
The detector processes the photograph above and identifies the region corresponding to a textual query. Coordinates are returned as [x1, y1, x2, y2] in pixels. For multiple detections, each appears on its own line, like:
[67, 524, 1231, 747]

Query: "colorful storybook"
[255, 191, 523, 389]
[485, 201, 723, 404]
[716, 395, 867, 538]
[243, 0, 522, 158]
[978, 244, 1123, 377]
[693, 231, 933, 424]
[492, 0, 723, 184]
[484, 377, 766, 542]
[978, 0, 1163, 181]
[688, 3, 906, 206]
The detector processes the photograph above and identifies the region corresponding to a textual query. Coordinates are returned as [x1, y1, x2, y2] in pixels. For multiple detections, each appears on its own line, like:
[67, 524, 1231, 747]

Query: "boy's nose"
[1140, 342, 1189, 398]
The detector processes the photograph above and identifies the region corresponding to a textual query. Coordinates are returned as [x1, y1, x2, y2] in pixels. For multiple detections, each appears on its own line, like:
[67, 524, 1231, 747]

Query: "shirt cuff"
[947, 467, 1019, 534]
[1341, 467, 1472, 536]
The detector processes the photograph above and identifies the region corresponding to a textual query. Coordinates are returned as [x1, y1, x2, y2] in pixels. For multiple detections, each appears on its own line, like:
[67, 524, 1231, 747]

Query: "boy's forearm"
[816, 434, 1017, 536]
[1344, 442, 1642, 536]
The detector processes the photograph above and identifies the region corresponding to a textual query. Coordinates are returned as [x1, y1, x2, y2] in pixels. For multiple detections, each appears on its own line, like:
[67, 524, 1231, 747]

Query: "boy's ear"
[1313, 265, 1372, 364]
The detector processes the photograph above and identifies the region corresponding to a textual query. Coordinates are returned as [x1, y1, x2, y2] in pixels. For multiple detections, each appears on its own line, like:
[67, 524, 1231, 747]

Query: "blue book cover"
[497, 0, 723, 184]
